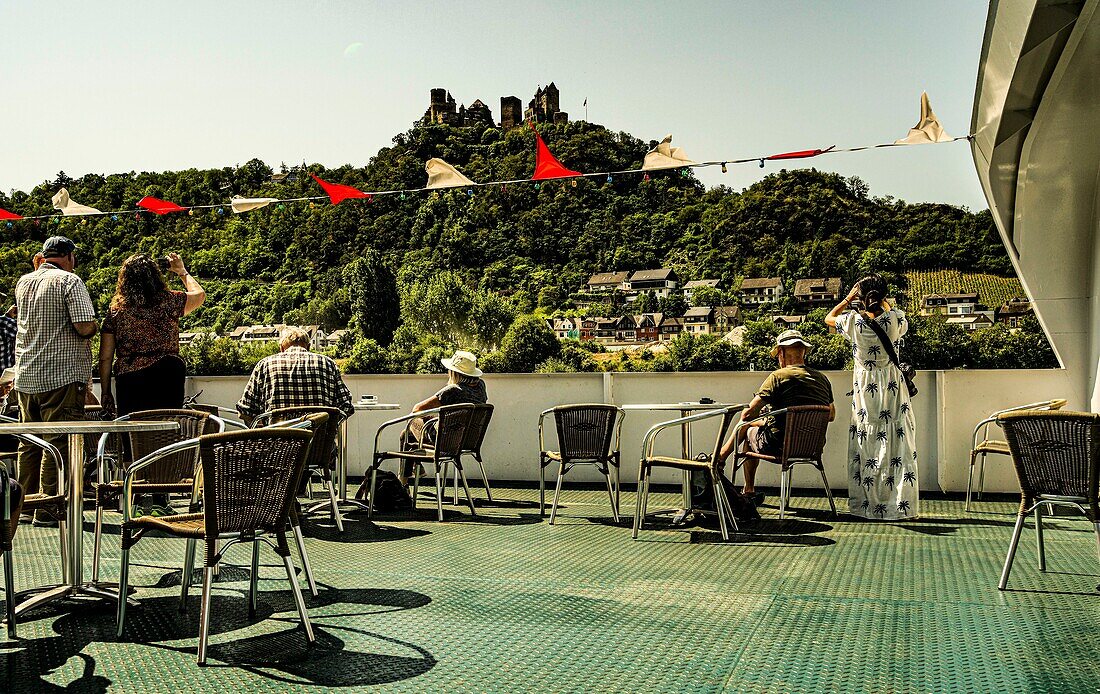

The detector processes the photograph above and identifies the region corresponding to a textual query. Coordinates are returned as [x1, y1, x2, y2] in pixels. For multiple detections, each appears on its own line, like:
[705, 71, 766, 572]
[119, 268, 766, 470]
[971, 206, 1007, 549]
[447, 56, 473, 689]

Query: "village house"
[682, 306, 715, 335]
[713, 306, 743, 333]
[946, 314, 995, 331]
[994, 297, 1033, 329]
[592, 318, 619, 343]
[323, 329, 349, 349]
[615, 315, 638, 342]
[792, 278, 843, 308]
[658, 315, 684, 341]
[772, 315, 806, 330]
[549, 317, 580, 340]
[585, 271, 629, 295]
[228, 324, 326, 350]
[633, 313, 662, 342]
[738, 277, 784, 305]
[682, 278, 722, 302]
[920, 292, 982, 316]
[624, 269, 679, 301]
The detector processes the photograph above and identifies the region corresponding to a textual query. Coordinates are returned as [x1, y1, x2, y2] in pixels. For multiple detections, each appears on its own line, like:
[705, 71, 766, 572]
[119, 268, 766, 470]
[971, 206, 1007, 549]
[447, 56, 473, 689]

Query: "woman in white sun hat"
[398, 350, 488, 485]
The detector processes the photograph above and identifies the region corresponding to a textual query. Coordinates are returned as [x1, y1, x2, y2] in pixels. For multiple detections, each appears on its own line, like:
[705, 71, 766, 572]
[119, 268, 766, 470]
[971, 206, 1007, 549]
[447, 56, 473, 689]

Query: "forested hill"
[0, 120, 1006, 333]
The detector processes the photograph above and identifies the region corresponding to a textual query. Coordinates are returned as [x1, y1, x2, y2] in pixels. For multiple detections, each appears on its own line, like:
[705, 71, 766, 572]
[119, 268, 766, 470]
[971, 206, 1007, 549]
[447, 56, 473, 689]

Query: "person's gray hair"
[279, 327, 311, 350]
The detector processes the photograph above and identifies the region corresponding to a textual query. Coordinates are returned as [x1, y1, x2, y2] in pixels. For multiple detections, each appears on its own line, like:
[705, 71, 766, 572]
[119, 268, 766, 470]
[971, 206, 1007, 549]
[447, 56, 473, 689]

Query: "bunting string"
[0, 92, 971, 223]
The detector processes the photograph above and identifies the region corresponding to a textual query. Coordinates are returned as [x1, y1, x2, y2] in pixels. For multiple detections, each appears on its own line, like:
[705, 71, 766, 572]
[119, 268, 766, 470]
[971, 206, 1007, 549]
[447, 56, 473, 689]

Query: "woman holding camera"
[99, 253, 205, 415]
[825, 274, 918, 520]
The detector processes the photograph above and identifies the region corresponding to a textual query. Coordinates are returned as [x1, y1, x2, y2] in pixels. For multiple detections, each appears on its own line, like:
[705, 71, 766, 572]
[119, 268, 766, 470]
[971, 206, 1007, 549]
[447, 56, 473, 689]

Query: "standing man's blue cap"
[41, 236, 77, 257]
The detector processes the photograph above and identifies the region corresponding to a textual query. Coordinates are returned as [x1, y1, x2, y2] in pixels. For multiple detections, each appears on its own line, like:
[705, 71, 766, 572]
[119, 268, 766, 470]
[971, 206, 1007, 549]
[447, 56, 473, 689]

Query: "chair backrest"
[200, 428, 314, 538]
[126, 409, 213, 484]
[553, 404, 621, 462]
[431, 404, 476, 461]
[780, 405, 832, 463]
[252, 406, 341, 471]
[187, 403, 222, 417]
[998, 410, 1100, 507]
[461, 404, 495, 454]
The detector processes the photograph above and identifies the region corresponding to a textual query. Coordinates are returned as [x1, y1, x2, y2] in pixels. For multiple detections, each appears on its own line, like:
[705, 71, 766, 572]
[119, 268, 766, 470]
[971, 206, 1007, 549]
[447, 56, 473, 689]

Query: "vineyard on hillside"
[903, 270, 1025, 311]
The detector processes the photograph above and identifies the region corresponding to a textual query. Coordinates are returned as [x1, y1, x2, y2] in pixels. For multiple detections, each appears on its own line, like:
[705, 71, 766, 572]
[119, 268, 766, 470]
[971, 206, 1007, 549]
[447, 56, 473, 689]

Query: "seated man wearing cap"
[236, 327, 354, 425]
[13, 236, 98, 525]
[716, 329, 834, 504]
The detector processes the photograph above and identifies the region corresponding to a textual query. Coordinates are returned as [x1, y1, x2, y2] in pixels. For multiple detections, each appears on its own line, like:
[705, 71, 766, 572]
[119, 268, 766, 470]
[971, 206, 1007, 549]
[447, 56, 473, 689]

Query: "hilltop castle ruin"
[422, 83, 569, 128]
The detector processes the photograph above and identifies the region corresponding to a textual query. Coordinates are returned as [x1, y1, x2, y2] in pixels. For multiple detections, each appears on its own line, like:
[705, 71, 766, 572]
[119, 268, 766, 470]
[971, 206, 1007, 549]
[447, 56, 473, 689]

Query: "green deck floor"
[2, 486, 1099, 693]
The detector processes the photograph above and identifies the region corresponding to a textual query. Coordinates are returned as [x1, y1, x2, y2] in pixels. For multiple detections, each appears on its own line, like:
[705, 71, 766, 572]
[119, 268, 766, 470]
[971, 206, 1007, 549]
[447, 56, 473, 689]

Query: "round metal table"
[0, 419, 179, 619]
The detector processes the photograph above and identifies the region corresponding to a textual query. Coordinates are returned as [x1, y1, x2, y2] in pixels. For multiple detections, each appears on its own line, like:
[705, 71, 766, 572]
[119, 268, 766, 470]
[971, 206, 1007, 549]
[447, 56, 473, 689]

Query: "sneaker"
[32, 516, 59, 528]
[18, 514, 33, 525]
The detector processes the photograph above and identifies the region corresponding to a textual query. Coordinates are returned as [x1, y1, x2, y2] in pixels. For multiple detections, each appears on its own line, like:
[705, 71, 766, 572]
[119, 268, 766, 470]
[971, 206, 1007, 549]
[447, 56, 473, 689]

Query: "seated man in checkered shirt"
[235, 327, 354, 425]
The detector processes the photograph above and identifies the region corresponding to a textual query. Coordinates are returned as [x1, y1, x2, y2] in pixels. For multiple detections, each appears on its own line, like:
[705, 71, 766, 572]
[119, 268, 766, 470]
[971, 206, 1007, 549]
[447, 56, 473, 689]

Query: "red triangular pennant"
[0, 207, 23, 220]
[532, 132, 581, 180]
[766, 145, 836, 161]
[311, 174, 371, 205]
[137, 196, 188, 215]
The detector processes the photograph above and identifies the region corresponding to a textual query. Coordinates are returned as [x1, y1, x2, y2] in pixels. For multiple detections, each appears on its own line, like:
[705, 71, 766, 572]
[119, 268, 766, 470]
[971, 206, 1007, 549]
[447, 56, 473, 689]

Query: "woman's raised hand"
[167, 252, 187, 276]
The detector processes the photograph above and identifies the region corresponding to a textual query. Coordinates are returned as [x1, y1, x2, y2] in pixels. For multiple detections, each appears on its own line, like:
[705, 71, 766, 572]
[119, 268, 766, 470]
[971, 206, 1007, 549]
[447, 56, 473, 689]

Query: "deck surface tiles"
[1, 490, 1097, 692]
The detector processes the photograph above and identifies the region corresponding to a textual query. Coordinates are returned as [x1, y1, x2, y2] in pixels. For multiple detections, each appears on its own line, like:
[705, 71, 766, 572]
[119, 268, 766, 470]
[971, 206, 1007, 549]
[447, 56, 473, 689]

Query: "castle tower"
[500, 96, 522, 128]
[544, 82, 560, 114]
[423, 88, 458, 125]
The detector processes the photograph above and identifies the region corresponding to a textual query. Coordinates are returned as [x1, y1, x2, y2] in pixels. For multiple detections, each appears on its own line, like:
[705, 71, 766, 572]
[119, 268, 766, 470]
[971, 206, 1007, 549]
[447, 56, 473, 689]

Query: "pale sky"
[0, 1, 989, 209]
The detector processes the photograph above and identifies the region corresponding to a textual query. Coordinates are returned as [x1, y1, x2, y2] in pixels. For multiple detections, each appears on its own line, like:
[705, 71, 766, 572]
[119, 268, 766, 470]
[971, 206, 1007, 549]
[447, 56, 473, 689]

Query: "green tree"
[499, 314, 560, 372]
[688, 285, 722, 307]
[344, 251, 399, 345]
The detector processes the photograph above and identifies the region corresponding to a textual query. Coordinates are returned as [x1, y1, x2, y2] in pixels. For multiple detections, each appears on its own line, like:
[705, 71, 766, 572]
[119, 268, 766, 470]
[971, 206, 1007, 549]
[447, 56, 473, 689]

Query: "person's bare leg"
[742, 426, 761, 494]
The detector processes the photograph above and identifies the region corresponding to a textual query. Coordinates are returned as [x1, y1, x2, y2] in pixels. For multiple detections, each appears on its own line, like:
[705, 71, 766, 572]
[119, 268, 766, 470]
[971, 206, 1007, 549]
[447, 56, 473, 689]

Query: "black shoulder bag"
[862, 314, 918, 398]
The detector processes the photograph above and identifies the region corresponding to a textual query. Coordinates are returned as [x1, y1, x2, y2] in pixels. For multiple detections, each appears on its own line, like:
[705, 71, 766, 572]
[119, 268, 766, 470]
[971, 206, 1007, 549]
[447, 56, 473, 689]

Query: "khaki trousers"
[16, 382, 86, 508]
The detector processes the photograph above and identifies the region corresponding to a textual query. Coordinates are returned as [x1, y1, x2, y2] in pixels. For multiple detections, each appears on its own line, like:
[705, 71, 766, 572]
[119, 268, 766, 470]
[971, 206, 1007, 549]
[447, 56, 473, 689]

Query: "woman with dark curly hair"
[98, 253, 205, 415]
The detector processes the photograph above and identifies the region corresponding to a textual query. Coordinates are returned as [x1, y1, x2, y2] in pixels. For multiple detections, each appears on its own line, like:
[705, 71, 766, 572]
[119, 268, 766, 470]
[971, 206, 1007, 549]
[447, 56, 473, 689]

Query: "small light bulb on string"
[134, 213, 141, 220]
[642, 173, 650, 182]
[216, 207, 225, 215]
[277, 203, 285, 210]
[759, 159, 765, 169]
[308, 202, 316, 208]
[606, 174, 613, 183]
[187, 209, 194, 216]
[534, 182, 540, 190]
[571, 178, 577, 188]
[34, 220, 40, 227]
[5, 222, 11, 229]
[467, 188, 474, 197]
[399, 192, 406, 201]
[111, 214, 119, 222]
[500, 185, 506, 193]
[721, 163, 728, 174]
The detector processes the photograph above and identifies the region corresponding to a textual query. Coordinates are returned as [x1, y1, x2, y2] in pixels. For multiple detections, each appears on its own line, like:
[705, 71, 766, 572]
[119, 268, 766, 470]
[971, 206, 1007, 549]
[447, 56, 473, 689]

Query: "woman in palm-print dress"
[825, 274, 918, 520]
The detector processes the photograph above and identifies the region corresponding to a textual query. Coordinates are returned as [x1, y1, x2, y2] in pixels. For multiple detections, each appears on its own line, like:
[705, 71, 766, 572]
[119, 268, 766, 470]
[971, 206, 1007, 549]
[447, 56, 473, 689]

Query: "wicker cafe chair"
[448, 404, 495, 504]
[116, 426, 316, 665]
[538, 404, 624, 524]
[247, 412, 332, 598]
[92, 409, 222, 584]
[633, 406, 744, 541]
[365, 404, 477, 522]
[967, 398, 1067, 512]
[253, 406, 344, 532]
[996, 410, 1100, 590]
[731, 405, 835, 519]
[0, 430, 68, 638]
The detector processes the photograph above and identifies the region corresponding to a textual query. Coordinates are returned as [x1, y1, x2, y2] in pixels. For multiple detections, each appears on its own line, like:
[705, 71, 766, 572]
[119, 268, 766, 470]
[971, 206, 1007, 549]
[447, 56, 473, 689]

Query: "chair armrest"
[121, 438, 201, 521]
[640, 405, 745, 461]
[371, 407, 445, 466]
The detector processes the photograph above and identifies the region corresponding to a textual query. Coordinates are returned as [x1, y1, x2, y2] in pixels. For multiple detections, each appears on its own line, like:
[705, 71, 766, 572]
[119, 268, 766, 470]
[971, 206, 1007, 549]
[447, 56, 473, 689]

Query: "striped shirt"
[14, 263, 97, 393]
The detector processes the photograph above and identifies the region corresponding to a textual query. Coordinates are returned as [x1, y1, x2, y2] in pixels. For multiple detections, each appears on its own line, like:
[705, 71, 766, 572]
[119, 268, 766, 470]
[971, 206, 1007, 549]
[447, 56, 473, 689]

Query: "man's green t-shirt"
[755, 365, 833, 446]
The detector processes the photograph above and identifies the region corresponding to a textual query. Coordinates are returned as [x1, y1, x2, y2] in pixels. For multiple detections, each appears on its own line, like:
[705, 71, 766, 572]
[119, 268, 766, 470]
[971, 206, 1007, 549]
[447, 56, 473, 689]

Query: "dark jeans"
[16, 382, 86, 515]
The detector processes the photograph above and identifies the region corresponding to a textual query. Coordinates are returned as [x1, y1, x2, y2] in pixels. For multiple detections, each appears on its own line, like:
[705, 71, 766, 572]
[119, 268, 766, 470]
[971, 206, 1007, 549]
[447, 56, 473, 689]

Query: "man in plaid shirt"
[236, 327, 353, 425]
[13, 236, 98, 524]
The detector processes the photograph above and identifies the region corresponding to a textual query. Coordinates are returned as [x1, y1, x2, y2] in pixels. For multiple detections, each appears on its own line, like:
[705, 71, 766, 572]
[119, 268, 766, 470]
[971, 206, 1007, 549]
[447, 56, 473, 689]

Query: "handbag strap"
[860, 312, 903, 369]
